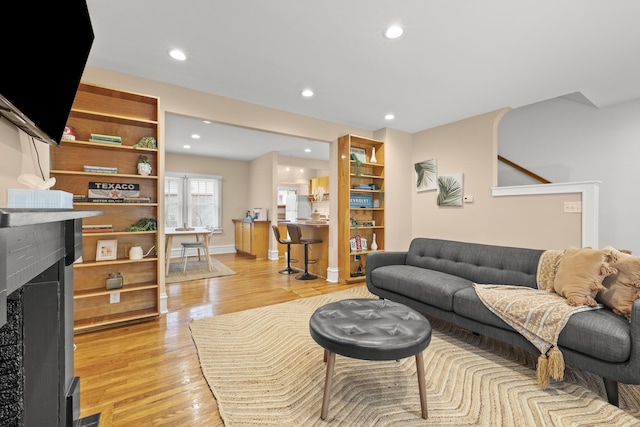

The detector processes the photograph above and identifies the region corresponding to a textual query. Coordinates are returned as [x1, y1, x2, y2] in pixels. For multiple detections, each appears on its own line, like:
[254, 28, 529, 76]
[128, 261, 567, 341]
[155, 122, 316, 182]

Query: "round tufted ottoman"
[309, 298, 432, 420]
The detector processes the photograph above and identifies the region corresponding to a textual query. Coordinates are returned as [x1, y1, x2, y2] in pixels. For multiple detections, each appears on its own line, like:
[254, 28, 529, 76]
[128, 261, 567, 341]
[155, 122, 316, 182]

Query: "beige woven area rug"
[189, 286, 640, 426]
[166, 256, 236, 282]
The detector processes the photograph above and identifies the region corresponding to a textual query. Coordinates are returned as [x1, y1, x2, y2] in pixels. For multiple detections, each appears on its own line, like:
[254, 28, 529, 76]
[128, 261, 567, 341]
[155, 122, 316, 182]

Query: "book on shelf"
[89, 133, 122, 143]
[84, 165, 118, 174]
[73, 194, 88, 202]
[88, 139, 122, 145]
[82, 224, 114, 233]
[82, 227, 114, 233]
[123, 196, 152, 203]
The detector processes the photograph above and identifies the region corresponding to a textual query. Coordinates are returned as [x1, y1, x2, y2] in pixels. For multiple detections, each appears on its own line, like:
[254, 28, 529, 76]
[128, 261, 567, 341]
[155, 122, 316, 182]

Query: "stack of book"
[123, 196, 152, 203]
[89, 133, 122, 145]
[84, 165, 118, 174]
[352, 184, 373, 190]
[82, 224, 114, 233]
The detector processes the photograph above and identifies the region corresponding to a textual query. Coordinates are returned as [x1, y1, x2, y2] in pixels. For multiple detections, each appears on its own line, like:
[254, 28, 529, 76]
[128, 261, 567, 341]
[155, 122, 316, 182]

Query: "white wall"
[412, 109, 582, 250]
[0, 119, 52, 207]
[499, 97, 640, 253]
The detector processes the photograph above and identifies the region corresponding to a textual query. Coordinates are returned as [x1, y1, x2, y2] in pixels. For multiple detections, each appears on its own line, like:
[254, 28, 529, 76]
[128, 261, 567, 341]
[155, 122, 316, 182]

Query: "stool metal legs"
[296, 243, 317, 280]
[278, 244, 297, 275]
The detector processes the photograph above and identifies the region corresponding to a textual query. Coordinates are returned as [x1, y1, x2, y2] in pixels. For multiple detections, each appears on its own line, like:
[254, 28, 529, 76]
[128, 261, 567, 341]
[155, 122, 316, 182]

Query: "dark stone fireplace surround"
[0, 209, 101, 427]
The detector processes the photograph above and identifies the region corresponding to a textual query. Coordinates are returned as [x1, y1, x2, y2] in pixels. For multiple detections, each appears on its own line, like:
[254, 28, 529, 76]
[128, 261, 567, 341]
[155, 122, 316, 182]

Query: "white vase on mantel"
[370, 147, 377, 163]
[371, 233, 378, 251]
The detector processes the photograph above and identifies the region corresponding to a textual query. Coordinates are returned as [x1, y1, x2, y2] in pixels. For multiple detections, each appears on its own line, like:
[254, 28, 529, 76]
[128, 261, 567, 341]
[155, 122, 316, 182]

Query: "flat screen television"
[0, 1, 94, 146]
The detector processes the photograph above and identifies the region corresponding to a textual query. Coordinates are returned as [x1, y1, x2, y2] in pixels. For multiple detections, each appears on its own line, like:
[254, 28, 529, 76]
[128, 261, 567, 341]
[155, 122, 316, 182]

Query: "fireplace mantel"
[0, 208, 101, 426]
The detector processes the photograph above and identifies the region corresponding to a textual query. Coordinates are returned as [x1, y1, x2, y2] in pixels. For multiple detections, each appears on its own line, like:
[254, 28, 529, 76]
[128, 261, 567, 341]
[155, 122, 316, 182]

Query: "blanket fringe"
[537, 354, 550, 388]
[536, 347, 565, 387]
[548, 346, 565, 380]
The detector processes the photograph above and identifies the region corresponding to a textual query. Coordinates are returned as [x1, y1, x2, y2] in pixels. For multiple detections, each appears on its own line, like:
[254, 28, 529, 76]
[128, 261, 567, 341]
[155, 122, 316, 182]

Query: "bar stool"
[287, 223, 322, 280]
[272, 225, 298, 274]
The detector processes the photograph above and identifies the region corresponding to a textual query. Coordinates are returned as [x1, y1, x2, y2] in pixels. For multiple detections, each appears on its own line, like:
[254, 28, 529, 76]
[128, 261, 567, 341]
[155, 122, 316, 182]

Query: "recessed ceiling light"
[385, 113, 395, 120]
[169, 49, 187, 61]
[304, 148, 311, 153]
[384, 25, 403, 39]
[301, 89, 314, 97]
[299, 168, 304, 173]
[191, 134, 200, 139]
[183, 144, 191, 149]
[286, 166, 290, 171]
[203, 120, 211, 124]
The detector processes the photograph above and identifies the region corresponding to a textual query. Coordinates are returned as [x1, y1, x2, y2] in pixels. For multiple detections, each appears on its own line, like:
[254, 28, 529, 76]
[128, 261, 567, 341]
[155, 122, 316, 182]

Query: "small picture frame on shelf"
[96, 239, 118, 261]
[350, 147, 366, 163]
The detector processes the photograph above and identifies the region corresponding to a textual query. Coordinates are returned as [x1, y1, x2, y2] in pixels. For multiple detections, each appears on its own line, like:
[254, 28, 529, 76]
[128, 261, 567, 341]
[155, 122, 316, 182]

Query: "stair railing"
[498, 155, 551, 184]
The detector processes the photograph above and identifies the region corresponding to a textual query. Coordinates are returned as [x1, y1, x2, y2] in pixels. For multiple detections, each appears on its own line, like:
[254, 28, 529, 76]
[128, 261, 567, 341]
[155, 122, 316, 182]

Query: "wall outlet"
[110, 292, 120, 304]
[564, 201, 582, 213]
[354, 254, 360, 261]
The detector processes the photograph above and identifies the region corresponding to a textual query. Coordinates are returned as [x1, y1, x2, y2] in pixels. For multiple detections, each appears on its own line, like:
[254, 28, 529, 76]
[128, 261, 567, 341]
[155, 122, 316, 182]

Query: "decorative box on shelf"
[350, 193, 373, 208]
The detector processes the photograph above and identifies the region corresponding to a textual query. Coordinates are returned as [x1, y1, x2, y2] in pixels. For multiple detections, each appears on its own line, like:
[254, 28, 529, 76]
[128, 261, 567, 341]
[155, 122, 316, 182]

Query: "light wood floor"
[74, 253, 360, 426]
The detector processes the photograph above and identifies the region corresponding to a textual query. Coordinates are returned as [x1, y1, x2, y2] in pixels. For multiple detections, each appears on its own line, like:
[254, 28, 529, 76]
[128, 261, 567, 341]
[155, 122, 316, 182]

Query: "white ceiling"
[85, 1, 640, 160]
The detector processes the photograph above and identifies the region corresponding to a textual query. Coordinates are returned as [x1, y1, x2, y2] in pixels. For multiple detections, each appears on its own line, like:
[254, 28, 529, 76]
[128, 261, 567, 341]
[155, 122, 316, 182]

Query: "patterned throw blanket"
[474, 269, 601, 387]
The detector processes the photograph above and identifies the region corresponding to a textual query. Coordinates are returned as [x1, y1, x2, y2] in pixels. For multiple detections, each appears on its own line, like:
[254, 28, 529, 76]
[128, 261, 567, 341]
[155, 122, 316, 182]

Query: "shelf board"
[70, 108, 158, 126]
[74, 309, 159, 334]
[81, 230, 156, 237]
[74, 281, 159, 299]
[350, 174, 384, 178]
[349, 249, 383, 256]
[59, 139, 158, 153]
[74, 202, 158, 207]
[74, 257, 158, 268]
[51, 169, 158, 179]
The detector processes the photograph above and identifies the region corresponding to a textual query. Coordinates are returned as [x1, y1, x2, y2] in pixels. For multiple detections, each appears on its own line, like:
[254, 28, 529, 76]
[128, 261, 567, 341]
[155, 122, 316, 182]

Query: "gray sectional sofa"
[366, 237, 640, 406]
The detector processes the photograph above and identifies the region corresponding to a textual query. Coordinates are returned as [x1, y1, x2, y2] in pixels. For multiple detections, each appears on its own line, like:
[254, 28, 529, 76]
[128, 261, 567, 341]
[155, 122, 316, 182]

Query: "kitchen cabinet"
[233, 219, 270, 259]
[309, 176, 329, 201]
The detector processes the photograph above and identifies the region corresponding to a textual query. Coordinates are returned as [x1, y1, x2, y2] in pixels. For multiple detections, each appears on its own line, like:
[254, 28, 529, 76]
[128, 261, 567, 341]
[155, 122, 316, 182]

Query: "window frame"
[164, 172, 223, 232]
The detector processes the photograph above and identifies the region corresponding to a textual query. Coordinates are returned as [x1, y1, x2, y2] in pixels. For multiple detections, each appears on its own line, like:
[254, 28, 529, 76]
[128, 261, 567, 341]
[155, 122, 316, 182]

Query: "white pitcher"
[129, 245, 144, 260]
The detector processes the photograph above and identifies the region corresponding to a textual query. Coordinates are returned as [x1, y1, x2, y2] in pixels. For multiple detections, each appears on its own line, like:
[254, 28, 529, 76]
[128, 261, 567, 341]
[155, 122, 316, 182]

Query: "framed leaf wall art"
[437, 173, 463, 206]
[415, 159, 437, 192]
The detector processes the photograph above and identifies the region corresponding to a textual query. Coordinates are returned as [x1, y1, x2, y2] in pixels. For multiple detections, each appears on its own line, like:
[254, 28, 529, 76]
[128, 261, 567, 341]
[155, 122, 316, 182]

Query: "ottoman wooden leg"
[321, 351, 336, 420]
[415, 351, 428, 419]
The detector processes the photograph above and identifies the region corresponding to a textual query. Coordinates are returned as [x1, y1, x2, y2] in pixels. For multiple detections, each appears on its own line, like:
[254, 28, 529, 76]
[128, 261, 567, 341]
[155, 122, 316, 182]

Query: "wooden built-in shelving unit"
[337, 134, 385, 283]
[50, 82, 162, 333]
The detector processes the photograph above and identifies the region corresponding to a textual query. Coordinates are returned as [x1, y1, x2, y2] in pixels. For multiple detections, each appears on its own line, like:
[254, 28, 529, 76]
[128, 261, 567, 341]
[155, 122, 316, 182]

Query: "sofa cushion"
[405, 238, 543, 288]
[370, 265, 472, 311]
[558, 308, 631, 363]
[453, 287, 514, 330]
[453, 287, 631, 363]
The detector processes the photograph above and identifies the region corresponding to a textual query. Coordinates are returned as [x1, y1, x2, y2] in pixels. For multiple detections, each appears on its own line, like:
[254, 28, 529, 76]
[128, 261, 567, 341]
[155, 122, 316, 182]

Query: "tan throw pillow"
[598, 253, 640, 321]
[553, 247, 617, 306]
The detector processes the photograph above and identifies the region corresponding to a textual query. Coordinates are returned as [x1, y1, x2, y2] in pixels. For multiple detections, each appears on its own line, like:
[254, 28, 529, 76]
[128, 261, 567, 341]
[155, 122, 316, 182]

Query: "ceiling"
[85, 1, 640, 160]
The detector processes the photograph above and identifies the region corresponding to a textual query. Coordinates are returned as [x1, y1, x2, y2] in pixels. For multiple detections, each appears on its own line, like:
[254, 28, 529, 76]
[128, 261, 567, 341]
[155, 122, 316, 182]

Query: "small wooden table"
[165, 227, 213, 275]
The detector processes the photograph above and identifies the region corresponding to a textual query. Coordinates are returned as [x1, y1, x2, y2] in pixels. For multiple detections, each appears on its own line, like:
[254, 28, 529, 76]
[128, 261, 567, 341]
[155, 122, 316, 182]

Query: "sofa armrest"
[366, 251, 407, 289]
[630, 299, 640, 360]
[367, 251, 407, 272]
